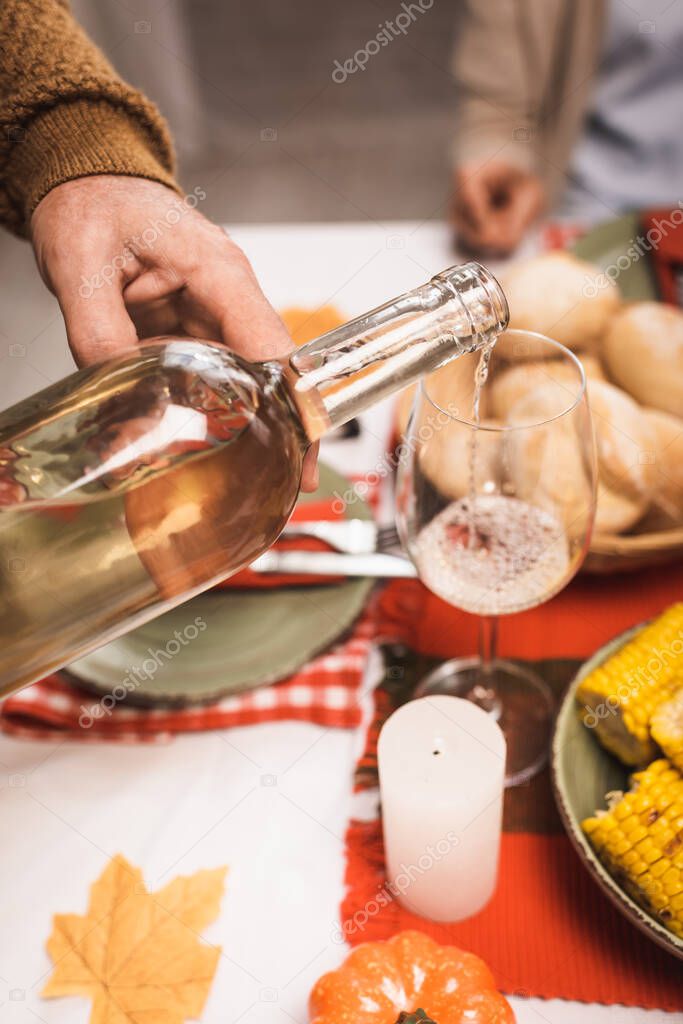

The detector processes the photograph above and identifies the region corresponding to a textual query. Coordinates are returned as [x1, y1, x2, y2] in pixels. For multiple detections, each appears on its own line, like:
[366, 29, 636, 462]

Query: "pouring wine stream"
[400, 327, 594, 785]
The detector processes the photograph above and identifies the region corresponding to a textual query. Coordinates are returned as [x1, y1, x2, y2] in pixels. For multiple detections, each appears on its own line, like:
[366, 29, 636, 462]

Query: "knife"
[251, 549, 417, 578]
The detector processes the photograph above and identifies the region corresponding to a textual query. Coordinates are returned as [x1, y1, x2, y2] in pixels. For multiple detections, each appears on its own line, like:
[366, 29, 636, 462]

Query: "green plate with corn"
[552, 603, 683, 961]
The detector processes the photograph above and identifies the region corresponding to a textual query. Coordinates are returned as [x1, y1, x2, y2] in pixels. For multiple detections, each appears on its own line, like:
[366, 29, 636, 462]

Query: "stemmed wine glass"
[396, 329, 597, 786]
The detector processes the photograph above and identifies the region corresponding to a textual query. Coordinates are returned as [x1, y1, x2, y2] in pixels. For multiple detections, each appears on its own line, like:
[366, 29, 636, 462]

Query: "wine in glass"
[396, 329, 597, 786]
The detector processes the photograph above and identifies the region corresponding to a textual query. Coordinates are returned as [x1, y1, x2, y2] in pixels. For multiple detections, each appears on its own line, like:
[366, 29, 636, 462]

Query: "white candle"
[378, 695, 505, 922]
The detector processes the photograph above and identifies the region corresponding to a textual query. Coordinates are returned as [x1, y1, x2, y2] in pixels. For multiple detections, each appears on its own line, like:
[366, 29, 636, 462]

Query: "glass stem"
[474, 616, 502, 719]
[479, 615, 498, 675]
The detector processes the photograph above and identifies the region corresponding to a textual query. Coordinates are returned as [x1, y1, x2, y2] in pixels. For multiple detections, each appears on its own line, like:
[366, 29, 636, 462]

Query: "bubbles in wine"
[414, 494, 571, 616]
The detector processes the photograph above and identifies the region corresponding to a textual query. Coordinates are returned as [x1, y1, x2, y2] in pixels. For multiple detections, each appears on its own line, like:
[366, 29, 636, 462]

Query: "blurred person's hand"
[452, 161, 545, 256]
[30, 174, 318, 490]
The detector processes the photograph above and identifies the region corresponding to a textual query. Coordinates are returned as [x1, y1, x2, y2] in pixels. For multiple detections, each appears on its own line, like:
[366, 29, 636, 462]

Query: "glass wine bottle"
[0, 262, 507, 696]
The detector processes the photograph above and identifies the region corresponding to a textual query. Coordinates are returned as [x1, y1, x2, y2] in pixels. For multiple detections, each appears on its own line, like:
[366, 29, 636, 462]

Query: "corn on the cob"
[576, 603, 683, 765]
[582, 759, 683, 940]
[651, 689, 683, 773]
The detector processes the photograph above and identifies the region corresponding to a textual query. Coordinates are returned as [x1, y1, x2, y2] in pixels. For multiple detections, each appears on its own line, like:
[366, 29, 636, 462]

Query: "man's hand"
[452, 161, 544, 256]
[30, 175, 318, 489]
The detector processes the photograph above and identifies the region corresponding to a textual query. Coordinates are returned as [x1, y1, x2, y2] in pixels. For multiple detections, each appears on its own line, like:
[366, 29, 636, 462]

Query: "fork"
[280, 518, 402, 555]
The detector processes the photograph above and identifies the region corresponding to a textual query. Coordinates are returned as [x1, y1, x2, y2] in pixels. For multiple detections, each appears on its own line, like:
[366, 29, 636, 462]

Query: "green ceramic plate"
[68, 463, 373, 707]
[552, 625, 683, 961]
[572, 212, 659, 301]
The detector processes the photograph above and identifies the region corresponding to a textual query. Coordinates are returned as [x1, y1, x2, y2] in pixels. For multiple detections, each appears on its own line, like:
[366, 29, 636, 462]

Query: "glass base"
[414, 657, 554, 787]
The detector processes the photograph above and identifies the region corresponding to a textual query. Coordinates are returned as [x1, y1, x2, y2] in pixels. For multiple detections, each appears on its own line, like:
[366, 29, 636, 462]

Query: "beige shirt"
[565, 0, 683, 219]
[451, 0, 606, 205]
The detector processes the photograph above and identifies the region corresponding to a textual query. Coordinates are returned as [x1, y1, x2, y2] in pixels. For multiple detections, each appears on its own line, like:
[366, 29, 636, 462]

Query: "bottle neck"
[284, 262, 508, 441]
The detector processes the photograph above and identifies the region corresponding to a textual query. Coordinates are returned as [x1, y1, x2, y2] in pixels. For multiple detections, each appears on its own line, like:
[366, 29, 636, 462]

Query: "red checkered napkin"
[0, 471, 384, 743]
[0, 610, 375, 742]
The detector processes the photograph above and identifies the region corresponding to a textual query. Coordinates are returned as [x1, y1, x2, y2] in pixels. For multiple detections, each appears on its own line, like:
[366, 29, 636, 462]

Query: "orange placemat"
[342, 568, 683, 1010]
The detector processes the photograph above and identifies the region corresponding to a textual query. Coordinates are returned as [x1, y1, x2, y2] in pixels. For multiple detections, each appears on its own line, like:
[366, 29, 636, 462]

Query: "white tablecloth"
[0, 222, 679, 1024]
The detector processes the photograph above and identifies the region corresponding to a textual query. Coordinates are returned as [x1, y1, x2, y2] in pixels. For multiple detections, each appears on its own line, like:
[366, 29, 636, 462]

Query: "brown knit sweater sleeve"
[0, 0, 179, 236]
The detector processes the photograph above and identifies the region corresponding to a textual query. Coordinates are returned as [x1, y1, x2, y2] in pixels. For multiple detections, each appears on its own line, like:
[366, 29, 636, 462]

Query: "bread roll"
[395, 349, 489, 436]
[589, 381, 655, 493]
[644, 407, 683, 521]
[500, 252, 621, 353]
[489, 354, 604, 419]
[603, 302, 683, 416]
[589, 380, 657, 533]
[419, 419, 502, 500]
[504, 386, 592, 531]
[506, 379, 656, 534]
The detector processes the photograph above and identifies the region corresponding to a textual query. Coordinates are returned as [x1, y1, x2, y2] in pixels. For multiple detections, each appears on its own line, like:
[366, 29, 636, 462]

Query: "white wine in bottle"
[0, 262, 508, 695]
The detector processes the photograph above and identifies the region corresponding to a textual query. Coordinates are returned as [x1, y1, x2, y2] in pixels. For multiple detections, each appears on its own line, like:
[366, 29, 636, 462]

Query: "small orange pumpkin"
[309, 931, 515, 1024]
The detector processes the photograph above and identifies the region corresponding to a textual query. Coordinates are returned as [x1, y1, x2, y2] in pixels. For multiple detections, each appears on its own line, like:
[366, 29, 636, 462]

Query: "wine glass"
[396, 329, 597, 786]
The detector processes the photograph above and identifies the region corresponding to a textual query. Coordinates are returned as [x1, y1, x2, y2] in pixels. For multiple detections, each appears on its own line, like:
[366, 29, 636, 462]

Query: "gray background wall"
[73, 0, 458, 222]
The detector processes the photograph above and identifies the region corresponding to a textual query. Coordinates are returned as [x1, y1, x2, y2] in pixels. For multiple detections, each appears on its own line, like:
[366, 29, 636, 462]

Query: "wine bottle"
[0, 262, 507, 695]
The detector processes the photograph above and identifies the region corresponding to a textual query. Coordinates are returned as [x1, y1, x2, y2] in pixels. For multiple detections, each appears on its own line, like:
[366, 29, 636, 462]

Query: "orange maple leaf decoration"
[42, 853, 227, 1024]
